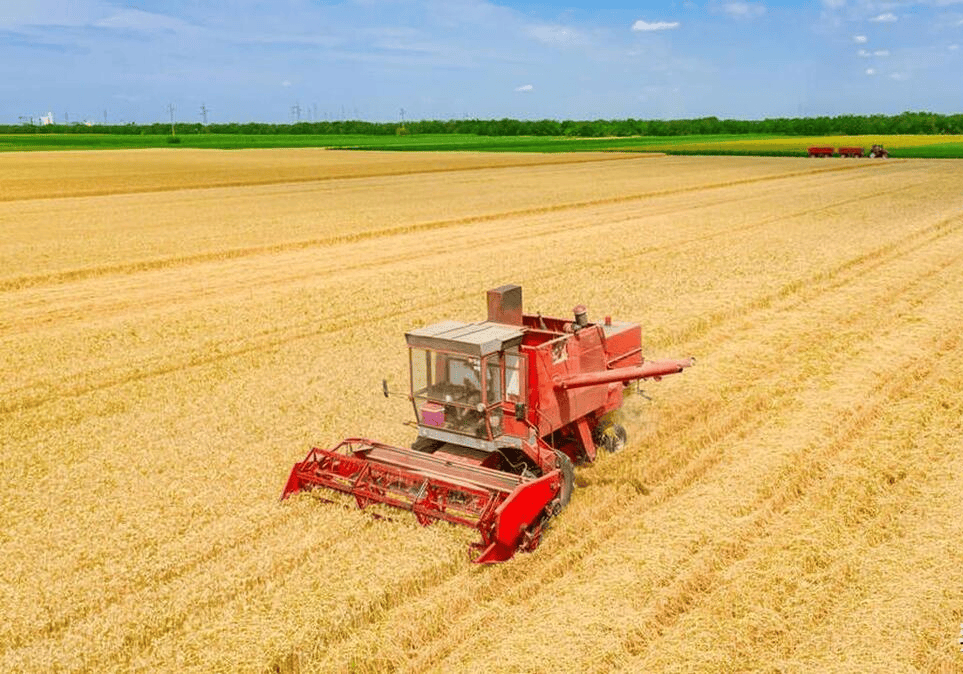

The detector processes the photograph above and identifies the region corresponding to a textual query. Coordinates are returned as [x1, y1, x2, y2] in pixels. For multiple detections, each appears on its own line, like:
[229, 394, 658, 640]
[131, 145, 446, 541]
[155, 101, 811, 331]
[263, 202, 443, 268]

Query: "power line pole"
[200, 103, 209, 125]
[168, 103, 176, 136]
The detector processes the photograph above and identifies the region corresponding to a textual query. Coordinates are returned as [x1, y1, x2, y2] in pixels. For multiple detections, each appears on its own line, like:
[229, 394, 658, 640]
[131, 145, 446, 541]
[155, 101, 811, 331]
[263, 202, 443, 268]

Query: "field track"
[2, 149, 961, 672]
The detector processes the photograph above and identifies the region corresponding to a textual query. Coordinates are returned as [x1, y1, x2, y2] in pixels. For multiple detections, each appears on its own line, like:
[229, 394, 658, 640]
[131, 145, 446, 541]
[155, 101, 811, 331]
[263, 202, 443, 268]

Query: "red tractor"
[868, 144, 889, 158]
[282, 285, 693, 562]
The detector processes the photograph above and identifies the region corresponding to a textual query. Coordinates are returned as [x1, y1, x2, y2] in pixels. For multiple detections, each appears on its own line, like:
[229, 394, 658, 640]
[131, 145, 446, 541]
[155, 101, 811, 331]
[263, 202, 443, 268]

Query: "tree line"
[3, 110, 961, 136]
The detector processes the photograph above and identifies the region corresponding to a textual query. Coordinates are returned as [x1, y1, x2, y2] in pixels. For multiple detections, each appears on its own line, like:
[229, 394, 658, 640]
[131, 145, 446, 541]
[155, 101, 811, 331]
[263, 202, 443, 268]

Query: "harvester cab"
[406, 320, 527, 449]
[283, 284, 693, 563]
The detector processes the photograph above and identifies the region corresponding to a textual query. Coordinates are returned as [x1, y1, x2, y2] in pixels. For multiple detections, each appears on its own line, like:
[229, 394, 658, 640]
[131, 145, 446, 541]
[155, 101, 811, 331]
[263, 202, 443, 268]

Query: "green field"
[1, 132, 962, 157]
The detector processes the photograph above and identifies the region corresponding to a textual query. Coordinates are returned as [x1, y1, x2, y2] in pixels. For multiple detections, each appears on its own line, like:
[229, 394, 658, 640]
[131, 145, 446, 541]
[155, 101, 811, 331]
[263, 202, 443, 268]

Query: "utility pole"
[291, 102, 302, 122]
[168, 103, 176, 136]
[104, 110, 108, 125]
[200, 103, 208, 125]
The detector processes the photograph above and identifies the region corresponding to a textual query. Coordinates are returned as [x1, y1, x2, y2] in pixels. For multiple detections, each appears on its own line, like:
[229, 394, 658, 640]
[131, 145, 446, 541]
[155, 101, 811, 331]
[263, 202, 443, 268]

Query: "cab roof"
[405, 320, 525, 356]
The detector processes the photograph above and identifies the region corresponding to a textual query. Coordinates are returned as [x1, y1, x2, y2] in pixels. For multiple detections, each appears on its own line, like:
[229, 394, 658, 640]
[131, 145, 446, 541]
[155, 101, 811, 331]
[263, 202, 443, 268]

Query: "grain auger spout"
[553, 357, 695, 390]
[282, 285, 693, 562]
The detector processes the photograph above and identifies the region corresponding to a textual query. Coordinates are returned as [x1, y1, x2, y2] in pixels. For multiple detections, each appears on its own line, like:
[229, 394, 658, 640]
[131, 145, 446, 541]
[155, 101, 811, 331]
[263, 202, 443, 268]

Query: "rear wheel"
[594, 421, 627, 453]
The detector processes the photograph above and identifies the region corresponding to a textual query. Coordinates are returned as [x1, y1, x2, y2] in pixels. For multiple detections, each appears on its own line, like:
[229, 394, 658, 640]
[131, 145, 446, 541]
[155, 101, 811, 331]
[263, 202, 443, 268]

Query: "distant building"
[39, 111, 54, 125]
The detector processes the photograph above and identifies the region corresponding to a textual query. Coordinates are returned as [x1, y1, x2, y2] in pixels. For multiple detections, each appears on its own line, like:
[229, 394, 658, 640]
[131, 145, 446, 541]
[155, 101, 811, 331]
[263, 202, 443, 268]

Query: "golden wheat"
[1, 150, 961, 672]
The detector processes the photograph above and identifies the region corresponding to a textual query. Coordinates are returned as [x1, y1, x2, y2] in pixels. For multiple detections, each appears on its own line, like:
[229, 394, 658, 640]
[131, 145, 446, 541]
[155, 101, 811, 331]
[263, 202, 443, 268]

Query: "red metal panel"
[487, 284, 523, 325]
[474, 470, 560, 563]
[602, 322, 643, 368]
[574, 417, 596, 462]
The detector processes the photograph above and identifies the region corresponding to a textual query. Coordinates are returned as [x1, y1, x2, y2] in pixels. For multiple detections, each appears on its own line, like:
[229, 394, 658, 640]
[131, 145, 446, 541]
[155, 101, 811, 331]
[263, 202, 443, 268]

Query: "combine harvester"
[283, 285, 693, 562]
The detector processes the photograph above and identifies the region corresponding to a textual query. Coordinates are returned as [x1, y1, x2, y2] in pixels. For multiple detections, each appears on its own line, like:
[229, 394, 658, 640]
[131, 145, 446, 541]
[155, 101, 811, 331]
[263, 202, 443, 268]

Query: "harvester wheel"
[595, 422, 627, 453]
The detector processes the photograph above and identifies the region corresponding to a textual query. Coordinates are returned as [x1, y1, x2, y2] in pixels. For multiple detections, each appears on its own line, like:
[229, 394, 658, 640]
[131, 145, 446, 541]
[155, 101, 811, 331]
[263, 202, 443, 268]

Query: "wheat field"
[2, 149, 961, 673]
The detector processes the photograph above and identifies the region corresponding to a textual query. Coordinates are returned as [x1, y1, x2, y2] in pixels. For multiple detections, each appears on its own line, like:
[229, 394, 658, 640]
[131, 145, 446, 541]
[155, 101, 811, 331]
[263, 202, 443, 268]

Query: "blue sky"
[1, 0, 960, 124]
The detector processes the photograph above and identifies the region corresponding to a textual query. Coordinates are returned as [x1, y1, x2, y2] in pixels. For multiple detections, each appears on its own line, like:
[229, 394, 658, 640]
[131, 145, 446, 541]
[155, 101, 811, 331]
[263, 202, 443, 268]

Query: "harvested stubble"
[1, 149, 962, 673]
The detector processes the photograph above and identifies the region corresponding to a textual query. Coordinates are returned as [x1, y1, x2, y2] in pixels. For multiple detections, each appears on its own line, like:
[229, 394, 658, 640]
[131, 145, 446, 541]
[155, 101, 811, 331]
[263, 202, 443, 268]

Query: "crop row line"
[0, 152, 641, 204]
[1, 167, 923, 416]
[0, 159, 888, 293]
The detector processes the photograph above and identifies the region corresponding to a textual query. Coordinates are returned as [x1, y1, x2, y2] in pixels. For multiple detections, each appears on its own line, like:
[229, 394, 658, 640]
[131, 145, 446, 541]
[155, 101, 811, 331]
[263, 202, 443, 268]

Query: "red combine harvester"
[282, 285, 693, 562]
[807, 146, 834, 157]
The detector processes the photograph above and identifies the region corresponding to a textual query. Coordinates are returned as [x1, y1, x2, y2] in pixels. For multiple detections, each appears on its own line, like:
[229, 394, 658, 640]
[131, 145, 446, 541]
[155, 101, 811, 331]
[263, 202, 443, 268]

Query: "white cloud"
[528, 24, 588, 46]
[631, 20, 680, 32]
[870, 12, 898, 22]
[950, 44, 960, 50]
[866, 68, 876, 74]
[874, 49, 890, 56]
[94, 8, 195, 34]
[858, 49, 870, 56]
[890, 72, 909, 80]
[716, 1, 767, 18]
[281, 80, 292, 87]
[514, 84, 533, 92]
[853, 34, 868, 43]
